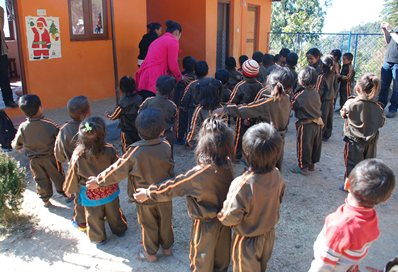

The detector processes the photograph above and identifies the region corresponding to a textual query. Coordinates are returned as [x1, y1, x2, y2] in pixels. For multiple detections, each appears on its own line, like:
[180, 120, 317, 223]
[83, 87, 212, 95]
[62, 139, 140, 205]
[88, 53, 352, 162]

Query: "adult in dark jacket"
[137, 23, 162, 67]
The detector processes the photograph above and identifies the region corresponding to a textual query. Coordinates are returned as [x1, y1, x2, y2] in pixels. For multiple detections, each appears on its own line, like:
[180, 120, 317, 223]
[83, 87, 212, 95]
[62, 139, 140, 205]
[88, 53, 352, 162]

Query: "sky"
[323, 0, 384, 33]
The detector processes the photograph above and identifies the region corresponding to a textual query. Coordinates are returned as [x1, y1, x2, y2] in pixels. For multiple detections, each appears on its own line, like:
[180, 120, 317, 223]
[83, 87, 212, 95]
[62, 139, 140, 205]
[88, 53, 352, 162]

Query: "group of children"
[10, 45, 396, 271]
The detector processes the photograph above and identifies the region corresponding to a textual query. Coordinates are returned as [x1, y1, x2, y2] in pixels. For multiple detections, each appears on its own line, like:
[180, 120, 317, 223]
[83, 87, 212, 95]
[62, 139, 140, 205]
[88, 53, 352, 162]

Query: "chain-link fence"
[267, 32, 385, 79]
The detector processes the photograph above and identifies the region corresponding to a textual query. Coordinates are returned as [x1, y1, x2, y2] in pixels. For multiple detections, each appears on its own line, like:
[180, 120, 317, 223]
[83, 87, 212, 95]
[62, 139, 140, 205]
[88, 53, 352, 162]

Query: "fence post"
[347, 32, 352, 52]
[341, 34, 345, 52]
[353, 34, 359, 69]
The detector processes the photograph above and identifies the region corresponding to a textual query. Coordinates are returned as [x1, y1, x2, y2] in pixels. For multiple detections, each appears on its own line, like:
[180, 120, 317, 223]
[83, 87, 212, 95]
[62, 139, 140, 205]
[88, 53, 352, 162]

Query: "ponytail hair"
[75, 116, 106, 157]
[357, 73, 380, 100]
[147, 22, 161, 32]
[321, 55, 334, 74]
[166, 20, 182, 33]
[267, 67, 294, 99]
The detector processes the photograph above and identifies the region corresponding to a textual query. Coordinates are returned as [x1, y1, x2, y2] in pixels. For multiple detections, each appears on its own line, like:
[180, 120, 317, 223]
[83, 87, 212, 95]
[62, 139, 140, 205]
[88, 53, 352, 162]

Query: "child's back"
[55, 121, 80, 163]
[292, 87, 322, 121]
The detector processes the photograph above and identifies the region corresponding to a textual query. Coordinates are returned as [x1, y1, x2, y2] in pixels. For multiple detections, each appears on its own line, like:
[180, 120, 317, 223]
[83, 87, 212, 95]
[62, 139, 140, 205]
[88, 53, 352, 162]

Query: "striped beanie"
[242, 59, 260, 78]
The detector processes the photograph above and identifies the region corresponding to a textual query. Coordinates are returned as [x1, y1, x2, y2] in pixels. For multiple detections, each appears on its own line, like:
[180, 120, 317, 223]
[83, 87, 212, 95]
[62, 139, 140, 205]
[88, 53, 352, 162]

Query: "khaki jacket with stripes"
[226, 93, 291, 132]
[181, 80, 200, 110]
[107, 93, 143, 132]
[228, 78, 264, 105]
[291, 88, 322, 122]
[147, 164, 234, 220]
[12, 116, 60, 158]
[139, 95, 177, 131]
[342, 96, 385, 141]
[54, 120, 80, 163]
[186, 106, 220, 146]
[219, 169, 285, 237]
[63, 144, 118, 194]
[316, 71, 338, 101]
[96, 138, 174, 203]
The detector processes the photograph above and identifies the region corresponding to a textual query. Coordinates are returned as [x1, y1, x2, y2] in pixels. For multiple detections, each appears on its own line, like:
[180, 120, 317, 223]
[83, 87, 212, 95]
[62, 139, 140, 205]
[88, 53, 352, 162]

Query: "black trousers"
[0, 54, 13, 103]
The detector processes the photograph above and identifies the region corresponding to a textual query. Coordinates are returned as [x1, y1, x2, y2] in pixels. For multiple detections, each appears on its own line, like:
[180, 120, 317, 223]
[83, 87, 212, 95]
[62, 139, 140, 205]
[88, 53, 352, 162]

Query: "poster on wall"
[25, 16, 61, 61]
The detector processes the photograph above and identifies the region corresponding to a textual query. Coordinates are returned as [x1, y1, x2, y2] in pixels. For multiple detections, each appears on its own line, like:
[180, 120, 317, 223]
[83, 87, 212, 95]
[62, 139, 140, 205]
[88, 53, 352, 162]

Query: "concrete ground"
[0, 99, 397, 272]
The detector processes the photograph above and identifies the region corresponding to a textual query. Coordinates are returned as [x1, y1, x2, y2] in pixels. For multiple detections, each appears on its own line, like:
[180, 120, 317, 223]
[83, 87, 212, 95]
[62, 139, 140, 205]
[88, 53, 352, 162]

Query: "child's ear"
[160, 130, 165, 137]
[344, 178, 351, 192]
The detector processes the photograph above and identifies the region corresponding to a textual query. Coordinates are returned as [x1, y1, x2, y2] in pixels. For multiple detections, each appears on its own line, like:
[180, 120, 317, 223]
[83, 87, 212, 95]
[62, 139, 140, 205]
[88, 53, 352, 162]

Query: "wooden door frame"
[13, 0, 27, 94]
[247, 4, 259, 53]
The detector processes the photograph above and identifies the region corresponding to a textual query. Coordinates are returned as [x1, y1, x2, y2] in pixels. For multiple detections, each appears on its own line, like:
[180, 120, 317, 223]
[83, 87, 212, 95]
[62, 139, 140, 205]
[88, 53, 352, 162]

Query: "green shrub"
[0, 151, 26, 224]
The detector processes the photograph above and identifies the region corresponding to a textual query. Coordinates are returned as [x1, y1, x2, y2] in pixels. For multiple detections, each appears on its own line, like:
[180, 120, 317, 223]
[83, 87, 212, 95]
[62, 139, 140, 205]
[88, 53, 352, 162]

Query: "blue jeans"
[379, 62, 398, 112]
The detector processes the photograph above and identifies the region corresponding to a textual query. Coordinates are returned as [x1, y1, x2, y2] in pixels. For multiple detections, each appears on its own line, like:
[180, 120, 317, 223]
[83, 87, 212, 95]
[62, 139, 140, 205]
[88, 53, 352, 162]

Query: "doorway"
[246, 5, 259, 57]
[216, 0, 230, 70]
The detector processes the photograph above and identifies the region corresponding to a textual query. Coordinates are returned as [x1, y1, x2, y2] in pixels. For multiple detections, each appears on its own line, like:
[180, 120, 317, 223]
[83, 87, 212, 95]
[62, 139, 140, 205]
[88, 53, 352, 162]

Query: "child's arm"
[11, 127, 24, 150]
[217, 184, 248, 227]
[106, 106, 122, 120]
[54, 131, 67, 164]
[185, 107, 202, 147]
[225, 97, 273, 120]
[63, 156, 80, 195]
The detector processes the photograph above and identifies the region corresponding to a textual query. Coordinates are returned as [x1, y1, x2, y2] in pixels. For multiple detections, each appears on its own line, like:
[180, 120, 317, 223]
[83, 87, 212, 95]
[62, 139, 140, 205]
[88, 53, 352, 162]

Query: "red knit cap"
[242, 59, 260, 78]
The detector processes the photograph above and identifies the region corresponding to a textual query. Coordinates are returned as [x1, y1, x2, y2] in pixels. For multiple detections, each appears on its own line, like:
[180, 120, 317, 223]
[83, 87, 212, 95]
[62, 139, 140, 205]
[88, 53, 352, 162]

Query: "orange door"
[246, 5, 258, 57]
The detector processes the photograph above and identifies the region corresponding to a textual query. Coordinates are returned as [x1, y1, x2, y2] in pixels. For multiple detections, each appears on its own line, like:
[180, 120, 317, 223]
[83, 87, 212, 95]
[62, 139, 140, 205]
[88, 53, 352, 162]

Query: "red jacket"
[136, 33, 182, 94]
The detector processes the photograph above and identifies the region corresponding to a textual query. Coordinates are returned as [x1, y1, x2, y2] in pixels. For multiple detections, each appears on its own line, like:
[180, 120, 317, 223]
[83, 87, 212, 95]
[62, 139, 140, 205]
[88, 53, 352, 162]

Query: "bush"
[0, 151, 26, 224]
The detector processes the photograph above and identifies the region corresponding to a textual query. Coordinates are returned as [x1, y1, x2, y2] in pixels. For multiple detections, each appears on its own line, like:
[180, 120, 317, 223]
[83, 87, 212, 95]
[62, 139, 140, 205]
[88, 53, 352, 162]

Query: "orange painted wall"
[12, 0, 146, 114]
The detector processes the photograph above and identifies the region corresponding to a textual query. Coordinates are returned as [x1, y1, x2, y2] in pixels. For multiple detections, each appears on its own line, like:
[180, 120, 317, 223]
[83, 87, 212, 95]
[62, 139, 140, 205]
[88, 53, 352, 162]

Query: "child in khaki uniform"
[87, 108, 174, 261]
[12, 94, 71, 207]
[218, 122, 285, 272]
[64, 117, 127, 245]
[340, 74, 385, 190]
[139, 75, 177, 154]
[55, 96, 91, 231]
[134, 116, 234, 271]
[291, 67, 323, 176]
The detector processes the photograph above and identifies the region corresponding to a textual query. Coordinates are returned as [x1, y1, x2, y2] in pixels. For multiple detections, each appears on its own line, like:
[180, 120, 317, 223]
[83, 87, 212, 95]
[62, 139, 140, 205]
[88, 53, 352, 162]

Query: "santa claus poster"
[26, 16, 62, 61]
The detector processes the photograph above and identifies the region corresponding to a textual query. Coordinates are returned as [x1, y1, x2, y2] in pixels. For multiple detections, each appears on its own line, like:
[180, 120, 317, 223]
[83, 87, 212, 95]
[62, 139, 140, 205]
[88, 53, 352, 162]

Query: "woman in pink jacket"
[136, 20, 183, 98]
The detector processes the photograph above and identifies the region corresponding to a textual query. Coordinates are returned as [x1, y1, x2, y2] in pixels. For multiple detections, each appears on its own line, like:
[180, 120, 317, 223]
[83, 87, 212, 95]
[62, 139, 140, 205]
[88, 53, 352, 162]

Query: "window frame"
[2, 0, 15, 40]
[68, 0, 108, 41]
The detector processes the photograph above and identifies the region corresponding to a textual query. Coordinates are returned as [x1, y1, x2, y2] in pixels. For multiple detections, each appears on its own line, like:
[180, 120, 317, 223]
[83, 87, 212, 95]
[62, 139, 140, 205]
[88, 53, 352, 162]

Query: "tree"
[381, 0, 398, 26]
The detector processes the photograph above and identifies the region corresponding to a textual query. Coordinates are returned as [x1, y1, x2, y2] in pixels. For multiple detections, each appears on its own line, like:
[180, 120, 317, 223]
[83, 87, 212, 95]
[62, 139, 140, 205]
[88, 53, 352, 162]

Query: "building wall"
[12, 0, 146, 113]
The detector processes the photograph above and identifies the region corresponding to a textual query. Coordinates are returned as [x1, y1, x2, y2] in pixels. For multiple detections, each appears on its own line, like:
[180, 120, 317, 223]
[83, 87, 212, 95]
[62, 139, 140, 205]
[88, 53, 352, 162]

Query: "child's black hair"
[320, 55, 334, 74]
[279, 48, 291, 58]
[194, 61, 209, 78]
[242, 122, 283, 174]
[19, 94, 42, 118]
[215, 69, 229, 85]
[252, 51, 264, 65]
[197, 78, 222, 110]
[343, 52, 354, 62]
[349, 159, 395, 208]
[331, 49, 342, 61]
[286, 52, 298, 67]
[67, 96, 90, 121]
[120, 76, 136, 94]
[273, 54, 281, 63]
[165, 20, 182, 33]
[225, 56, 237, 69]
[239, 55, 249, 67]
[306, 48, 322, 58]
[298, 66, 318, 87]
[135, 108, 165, 140]
[147, 22, 162, 32]
[263, 54, 274, 66]
[195, 115, 234, 168]
[182, 56, 196, 73]
[156, 75, 176, 96]
[76, 116, 106, 157]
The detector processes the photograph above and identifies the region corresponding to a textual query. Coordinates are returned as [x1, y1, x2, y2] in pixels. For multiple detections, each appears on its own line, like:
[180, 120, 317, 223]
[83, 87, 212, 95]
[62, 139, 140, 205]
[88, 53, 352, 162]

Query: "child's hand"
[217, 212, 223, 219]
[64, 192, 72, 198]
[86, 177, 99, 189]
[340, 108, 347, 118]
[133, 188, 149, 203]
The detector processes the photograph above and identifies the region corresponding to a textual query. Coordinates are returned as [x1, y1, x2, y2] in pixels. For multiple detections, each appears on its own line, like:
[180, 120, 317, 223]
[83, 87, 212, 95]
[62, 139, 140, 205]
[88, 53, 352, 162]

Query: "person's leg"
[297, 123, 313, 170]
[339, 83, 348, 108]
[214, 223, 231, 272]
[379, 62, 393, 109]
[177, 109, 188, 142]
[85, 205, 107, 243]
[364, 133, 379, 159]
[104, 197, 128, 236]
[387, 63, 398, 113]
[0, 55, 14, 104]
[73, 196, 87, 229]
[322, 101, 334, 139]
[157, 202, 174, 252]
[260, 229, 276, 271]
[276, 135, 285, 172]
[136, 204, 160, 256]
[30, 158, 53, 203]
[45, 156, 65, 195]
[231, 233, 261, 272]
[312, 124, 323, 164]
[344, 138, 365, 178]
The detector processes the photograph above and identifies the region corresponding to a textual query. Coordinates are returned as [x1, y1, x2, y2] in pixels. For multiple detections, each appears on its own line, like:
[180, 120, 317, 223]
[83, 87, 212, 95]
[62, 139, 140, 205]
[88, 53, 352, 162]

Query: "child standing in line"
[107, 76, 143, 152]
[291, 67, 323, 176]
[263, 53, 276, 80]
[134, 116, 235, 272]
[316, 55, 338, 141]
[87, 108, 174, 261]
[63, 117, 128, 245]
[140, 75, 177, 153]
[219, 67, 293, 171]
[286, 52, 299, 94]
[337, 52, 355, 110]
[225, 56, 243, 91]
[340, 74, 385, 190]
[253, 51, 267, 83]
[229, 59, 264, 160]
[238, 55, 249, 74]
[331, 49, 342, 77]
[278, 48, 291, 67]
[215, 69, 232, 104]
[174, 56, 197, 144]
[12, 94, 72, 207]
[186, 78, 223, 147]
[306, 48, 323, 75]
[218, 122, 285, 272]
[309, 159, 395, 272]
[55, 95, 91, 231]
[180, 61, 209, 137]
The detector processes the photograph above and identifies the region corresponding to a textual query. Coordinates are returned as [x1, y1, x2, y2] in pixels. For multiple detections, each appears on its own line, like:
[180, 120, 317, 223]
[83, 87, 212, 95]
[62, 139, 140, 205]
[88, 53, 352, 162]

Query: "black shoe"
[386, 111, 397, 119]
[4, 100, 18, 108]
